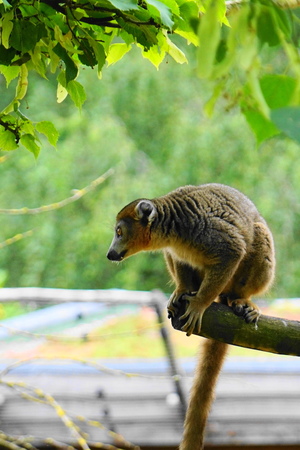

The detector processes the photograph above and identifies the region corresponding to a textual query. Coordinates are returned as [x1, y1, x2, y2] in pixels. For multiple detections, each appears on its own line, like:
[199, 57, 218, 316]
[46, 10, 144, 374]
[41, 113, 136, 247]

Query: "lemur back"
[107, 183, 275, 450]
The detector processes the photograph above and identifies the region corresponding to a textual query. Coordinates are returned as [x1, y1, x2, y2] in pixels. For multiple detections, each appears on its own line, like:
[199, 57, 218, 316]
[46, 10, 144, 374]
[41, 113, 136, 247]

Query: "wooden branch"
[170, 299, 300, 357]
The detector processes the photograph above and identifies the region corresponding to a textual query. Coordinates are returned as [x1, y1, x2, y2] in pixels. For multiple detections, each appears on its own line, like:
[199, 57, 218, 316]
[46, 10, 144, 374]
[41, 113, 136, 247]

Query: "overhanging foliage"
[0, 0, 300, 155]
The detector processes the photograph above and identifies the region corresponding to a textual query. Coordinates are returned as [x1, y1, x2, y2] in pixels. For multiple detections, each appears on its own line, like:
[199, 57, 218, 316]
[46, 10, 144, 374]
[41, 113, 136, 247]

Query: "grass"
[0, 302, 32, 320]
[37, 306, 200, 359]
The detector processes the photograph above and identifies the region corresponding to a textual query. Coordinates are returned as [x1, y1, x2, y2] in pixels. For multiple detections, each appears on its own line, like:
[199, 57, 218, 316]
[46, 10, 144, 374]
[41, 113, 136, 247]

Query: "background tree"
[0, 0, 300, 155]
[1, 49, 300, 297]
[1, 0, 300, 299]
[1, 4, 299, 449]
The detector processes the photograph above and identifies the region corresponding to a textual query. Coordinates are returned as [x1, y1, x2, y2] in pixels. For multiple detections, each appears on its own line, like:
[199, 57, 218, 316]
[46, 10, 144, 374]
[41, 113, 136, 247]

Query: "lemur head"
[106, 199, 157, 262]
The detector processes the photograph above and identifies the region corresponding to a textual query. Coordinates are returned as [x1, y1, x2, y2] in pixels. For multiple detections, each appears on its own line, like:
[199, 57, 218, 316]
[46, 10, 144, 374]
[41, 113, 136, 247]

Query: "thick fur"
[107, 183, 275, 450]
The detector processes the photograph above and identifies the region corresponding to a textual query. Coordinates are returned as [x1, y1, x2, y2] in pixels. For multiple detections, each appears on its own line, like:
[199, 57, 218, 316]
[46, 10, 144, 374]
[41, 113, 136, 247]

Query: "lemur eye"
[116, 226, 122, 237]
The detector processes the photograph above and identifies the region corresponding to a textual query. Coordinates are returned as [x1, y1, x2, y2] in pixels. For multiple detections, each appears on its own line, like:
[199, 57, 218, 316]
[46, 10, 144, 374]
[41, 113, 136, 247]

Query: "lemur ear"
[135, 200, 157, 224]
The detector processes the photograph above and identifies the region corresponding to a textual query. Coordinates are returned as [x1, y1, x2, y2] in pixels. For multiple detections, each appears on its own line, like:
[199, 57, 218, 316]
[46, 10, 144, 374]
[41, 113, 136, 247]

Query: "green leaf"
[0, 126, 18, 151]
[36, 121, 59, 147]
[56, 71, 68, 104]
[271, 107, 300, 143]
[175, 27, 198, 46]
[9, 20, 38, 53]
[165, 36, 187, 63]
[0, 44, 16, 65]
[271, 2, 292, 39]
[107, 0, 139, 10]
[141, 44, 165, 68]
[36, 22, 48, 41]
[20, 133, 40, 157]
[120, 30, 135, 46]
[139, 24, 159, 47]
[116, 14, 158, 48]
[159, 0, 180, 16]
[107, 43, 131, 66]
[9, 19, 22, 51]
[30, 44, 47, 78]
[1, 0, 12, 10]
[91, 41, 106, 76]
[66, 80, 86, 109]
[175, 1, 199, 45]
[243, 108, 279, 144]
[48, 46, 61, 74]
[257, 8, 280, 47]
[179, 1, 199, 24]
[147, 0, 174, 28]
[0, 65, 20, 86]
[257, 3, 291, 47]
[19, 4, 39, 17]
[53, 43, 78, 84]
[124, 8, 151, 23]
[78, 40, 97, 67]
[57, 83, 68, 103]
[260, 75, 296, 109]
[38, 2, 57, 17]
[20, 119, 35, 135]
[1, 10, 13, 48]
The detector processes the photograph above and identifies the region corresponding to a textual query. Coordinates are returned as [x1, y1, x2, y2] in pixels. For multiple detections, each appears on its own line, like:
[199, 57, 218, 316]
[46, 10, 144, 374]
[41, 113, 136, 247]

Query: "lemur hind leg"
[224, 221, 275, 323]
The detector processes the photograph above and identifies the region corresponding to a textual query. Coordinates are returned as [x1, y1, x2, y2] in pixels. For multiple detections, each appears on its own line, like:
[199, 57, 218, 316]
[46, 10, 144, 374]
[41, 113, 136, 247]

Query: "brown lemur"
[107, 183, 275, 450]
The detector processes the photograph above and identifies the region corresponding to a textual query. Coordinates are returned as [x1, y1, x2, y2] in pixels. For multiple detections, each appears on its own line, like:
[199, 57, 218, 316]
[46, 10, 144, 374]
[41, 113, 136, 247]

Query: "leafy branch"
[0, 117, 21, 142]
[1, 0, 300, 152]
[40, 0, 159, 28]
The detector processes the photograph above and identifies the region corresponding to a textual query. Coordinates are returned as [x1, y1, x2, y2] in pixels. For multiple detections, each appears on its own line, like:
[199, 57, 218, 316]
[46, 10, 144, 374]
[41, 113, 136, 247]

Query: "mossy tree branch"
[171, 300, 300, 357]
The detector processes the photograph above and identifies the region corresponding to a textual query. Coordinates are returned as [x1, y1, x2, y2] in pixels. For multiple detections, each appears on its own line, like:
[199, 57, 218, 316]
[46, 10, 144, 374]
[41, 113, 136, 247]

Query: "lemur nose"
[106, 249, 119, 261]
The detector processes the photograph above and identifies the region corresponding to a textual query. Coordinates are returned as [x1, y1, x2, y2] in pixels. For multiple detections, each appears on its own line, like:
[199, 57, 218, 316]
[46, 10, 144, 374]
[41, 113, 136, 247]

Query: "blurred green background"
[1, 45, 300, 299]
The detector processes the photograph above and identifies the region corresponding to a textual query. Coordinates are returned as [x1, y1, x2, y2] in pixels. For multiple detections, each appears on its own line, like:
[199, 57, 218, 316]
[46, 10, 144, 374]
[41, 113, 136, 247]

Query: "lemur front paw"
[230, 298, 261, 324]
[179, 293, 206, 337]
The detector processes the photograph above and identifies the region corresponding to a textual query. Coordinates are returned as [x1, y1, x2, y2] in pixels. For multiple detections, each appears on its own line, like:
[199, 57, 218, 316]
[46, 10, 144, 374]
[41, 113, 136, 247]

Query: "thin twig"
[0, 355, 182, 381]
[0, 168, 114, 215]
[0, 230, 33, 249]
[0, 378, 139, 450]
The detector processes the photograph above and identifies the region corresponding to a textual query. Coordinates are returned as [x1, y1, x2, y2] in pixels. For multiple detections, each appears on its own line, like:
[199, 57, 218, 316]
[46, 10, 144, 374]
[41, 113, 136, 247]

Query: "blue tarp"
[0, 302, 105, 339]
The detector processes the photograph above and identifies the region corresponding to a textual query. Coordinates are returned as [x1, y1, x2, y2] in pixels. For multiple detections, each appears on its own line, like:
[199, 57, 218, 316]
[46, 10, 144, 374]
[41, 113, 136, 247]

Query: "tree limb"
[37, 0, 300, 36]
[39, 0, 158, 29]
[170, 299, 300, 357]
